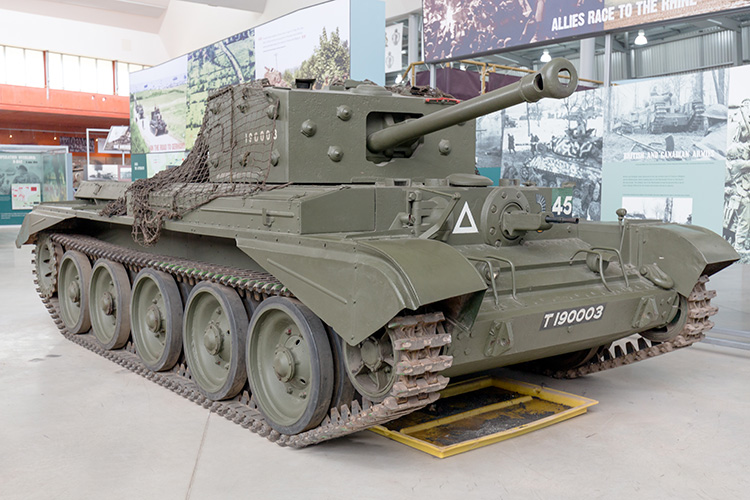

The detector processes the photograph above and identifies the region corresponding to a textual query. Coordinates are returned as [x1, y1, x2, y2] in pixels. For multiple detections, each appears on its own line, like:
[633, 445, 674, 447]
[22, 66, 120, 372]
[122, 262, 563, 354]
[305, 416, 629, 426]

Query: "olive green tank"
[17, 59, 739, 446]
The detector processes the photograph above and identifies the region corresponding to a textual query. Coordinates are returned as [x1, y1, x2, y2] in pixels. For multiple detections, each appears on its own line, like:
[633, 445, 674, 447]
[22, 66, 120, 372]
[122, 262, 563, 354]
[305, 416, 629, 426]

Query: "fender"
[16, 206, 77, 248]
[237, 234, 486, 345]
[639, 224, 738, 297]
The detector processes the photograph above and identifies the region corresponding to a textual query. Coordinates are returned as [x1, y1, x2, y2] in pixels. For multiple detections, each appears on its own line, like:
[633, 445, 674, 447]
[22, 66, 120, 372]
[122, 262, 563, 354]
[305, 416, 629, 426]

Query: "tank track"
[549, 276, 717, 379]
[33, 233, 451, 448]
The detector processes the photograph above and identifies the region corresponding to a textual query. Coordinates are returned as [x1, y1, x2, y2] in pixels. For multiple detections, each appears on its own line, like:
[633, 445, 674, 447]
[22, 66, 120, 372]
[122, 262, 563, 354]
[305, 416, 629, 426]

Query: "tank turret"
[203, 59, 577, 184]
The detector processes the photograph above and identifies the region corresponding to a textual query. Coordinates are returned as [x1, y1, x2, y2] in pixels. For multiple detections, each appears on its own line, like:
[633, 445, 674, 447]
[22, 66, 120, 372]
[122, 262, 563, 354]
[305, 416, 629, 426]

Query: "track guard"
[237, 236, 486, 345]
[639, 224, 738, 297]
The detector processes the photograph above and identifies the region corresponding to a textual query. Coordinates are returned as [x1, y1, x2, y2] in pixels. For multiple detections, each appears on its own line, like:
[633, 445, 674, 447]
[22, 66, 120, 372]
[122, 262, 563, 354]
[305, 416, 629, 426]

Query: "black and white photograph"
[86, 163, 118, 181]
[606, 69, 727, 163]
[621, 196, 693, 224]
[423, 0, 603, 62]
[724, 64, 750, 262]
[477, 87, 604, 220]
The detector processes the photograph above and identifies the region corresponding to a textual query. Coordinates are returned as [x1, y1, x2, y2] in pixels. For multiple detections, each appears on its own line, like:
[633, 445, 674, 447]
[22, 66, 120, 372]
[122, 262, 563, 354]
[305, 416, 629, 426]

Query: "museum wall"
[0, 8, 169, 66]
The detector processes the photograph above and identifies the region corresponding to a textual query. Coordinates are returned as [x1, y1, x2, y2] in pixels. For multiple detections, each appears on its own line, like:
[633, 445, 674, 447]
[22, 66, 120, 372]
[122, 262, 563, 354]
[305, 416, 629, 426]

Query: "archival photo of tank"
[724, 64, 750, 262]
[186, 29, 255, 149]
[621, 196, 693, 224]
[129, 55, 188, 155]
[606, 69, 727, 163]
[477, 87, 604, 220]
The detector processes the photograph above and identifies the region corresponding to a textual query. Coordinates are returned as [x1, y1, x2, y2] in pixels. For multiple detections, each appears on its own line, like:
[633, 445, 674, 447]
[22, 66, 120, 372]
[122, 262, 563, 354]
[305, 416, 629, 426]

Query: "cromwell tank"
[17, 59, 739, 447]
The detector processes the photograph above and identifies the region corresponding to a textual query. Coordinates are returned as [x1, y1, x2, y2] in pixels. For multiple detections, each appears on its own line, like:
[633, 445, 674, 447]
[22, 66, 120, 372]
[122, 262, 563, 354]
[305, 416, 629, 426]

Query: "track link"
[550, 276, 716, 379]
[35, 233, 452, 448]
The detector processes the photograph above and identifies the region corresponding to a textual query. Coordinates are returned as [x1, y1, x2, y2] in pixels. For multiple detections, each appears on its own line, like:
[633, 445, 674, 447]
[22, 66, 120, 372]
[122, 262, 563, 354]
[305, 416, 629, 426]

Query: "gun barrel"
[366, 58, 578, 154]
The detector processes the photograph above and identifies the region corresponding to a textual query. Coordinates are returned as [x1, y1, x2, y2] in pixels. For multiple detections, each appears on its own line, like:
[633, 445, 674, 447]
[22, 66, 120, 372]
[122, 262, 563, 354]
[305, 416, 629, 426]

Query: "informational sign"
[385, 23, 403, 73]
[131, 0, 383, 155]
[87, 163, 118, 181]
[147, 152, 188, 178]
[724, 64, 750, 263]
[254, 0, 350, 87]
[477, 87, 605, 220]
[130, 55, 188, 154]
[119, 166, 132, 182]
[11, 184, 41, 210]
[423, 0, 750, 62]
[101, 126, 131, 154]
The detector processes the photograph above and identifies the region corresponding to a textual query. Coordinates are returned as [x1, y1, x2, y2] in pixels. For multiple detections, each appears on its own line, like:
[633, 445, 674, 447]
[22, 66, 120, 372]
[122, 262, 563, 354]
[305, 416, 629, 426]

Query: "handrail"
[398, 60, 605, 93]
[569, 246, 629, 292]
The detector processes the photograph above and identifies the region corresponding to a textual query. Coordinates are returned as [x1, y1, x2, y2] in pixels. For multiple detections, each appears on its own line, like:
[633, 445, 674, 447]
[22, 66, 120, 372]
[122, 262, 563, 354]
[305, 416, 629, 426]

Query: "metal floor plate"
[371, 377, 598, 458]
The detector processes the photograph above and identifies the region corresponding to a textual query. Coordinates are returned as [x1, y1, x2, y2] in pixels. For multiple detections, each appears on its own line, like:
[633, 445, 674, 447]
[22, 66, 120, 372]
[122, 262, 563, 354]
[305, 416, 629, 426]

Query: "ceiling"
[0, 0, 267, 33]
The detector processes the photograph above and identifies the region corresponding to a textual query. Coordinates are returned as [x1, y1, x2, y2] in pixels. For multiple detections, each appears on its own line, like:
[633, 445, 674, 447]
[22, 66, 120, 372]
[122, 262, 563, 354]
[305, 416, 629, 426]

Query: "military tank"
[646, 91, 705, 134]
[149, 106, 168, 136]
[18, 59, 738, 447]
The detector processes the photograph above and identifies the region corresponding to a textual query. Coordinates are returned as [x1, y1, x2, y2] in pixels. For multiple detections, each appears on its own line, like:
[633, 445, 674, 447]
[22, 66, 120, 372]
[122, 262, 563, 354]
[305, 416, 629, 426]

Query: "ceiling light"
[634, 30, 648, 46]
[540, 49, 552, 63]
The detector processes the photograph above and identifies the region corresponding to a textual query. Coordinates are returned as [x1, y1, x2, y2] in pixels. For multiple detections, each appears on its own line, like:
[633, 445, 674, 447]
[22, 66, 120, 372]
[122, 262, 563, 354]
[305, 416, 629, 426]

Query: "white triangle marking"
[452, 201, 479, 234]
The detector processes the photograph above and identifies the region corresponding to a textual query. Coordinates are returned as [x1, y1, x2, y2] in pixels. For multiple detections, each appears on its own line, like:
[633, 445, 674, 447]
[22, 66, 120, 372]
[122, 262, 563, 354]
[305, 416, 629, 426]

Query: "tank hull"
[19, 180, 738, 378]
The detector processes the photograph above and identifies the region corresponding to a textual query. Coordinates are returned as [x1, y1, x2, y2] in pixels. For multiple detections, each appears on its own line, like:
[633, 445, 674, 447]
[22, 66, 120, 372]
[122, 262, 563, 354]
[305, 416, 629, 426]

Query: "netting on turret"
[102, 81, 279, 246]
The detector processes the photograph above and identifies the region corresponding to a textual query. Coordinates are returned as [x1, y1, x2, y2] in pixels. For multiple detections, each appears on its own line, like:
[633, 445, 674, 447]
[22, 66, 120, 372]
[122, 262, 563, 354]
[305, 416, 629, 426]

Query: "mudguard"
[15, 208, 76, 248]
[639, 224, 739, 297]
[237, 235, 486, 345]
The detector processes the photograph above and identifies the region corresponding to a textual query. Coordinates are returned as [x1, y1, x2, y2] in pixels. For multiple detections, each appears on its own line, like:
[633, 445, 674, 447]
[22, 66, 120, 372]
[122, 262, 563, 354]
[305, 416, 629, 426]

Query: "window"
[115, 62, 144, 96]
[0, 46, 44, 87]
[1, 45, 144, 94]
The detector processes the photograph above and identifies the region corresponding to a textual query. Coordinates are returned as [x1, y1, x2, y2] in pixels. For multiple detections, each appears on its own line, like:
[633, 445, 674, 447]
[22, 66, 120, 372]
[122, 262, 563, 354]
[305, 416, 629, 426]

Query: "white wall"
[0, 10, 169, 65]
[158, 0, 329, 59]
[0, 0, 409, 66]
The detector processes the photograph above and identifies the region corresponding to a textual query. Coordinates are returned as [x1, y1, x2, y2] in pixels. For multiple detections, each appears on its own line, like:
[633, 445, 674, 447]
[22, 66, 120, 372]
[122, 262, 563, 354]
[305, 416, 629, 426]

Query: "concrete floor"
[1, 226, 749, 500]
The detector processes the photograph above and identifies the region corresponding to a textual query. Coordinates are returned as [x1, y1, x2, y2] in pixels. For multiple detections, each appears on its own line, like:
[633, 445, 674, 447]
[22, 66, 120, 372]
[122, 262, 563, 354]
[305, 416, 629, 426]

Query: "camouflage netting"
[386, 84, 454, 99]
[102, 81, 279, 246]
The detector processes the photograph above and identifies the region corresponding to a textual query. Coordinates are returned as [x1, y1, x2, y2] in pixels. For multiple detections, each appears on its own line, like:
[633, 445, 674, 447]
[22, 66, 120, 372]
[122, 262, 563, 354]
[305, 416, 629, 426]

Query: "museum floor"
[1, 226, 748, 500]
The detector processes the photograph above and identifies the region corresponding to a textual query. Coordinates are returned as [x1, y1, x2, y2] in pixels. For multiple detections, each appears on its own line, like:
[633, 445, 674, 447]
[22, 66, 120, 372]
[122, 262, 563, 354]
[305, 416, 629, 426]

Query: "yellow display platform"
[371, 377, 598, 458]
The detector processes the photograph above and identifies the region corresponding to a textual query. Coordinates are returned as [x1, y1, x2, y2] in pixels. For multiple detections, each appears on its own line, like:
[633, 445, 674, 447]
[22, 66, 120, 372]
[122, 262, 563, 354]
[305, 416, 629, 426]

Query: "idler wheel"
[183, 282, 248, 400]
[246, 297, 333, 435]
[131, 268, 183, 371]
[89, 260, 132, 350]
[641, 295, 689, 343]
[343, 328, 397, 402]
[58, 250, 92, 334]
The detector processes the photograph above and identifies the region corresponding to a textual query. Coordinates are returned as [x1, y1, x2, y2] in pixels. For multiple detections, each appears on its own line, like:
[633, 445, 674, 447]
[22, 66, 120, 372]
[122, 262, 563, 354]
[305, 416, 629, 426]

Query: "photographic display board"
[477, 87, 605, 220]
[131, 0, 383, 154]
[423, 0, 750, 62]
[0, 150, 70, 225]
[476, 64, 748, 260]
[385, 23, 404, 73]
[130, 55, 188, 154]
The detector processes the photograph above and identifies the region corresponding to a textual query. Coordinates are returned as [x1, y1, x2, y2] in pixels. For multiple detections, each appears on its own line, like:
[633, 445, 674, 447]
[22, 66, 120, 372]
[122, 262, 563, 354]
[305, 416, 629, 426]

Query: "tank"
[645, 90, 704, 134]
[149, 106, 168, 136]
[17, 58, 739, 447]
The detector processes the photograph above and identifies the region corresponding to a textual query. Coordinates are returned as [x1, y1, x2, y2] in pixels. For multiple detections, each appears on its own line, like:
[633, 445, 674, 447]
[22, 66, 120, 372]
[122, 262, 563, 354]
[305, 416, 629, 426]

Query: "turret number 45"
[552, 195, 573, 215]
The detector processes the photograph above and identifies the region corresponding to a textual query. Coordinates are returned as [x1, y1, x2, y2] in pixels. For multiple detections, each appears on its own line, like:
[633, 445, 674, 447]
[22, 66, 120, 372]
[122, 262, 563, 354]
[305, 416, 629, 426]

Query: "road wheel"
[58, 251, 92, 334]
[183, 282, 248, 400]
[246, 297, 333, 435]
[131, 268, 183, 371]
[89, 260, 131, 350]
